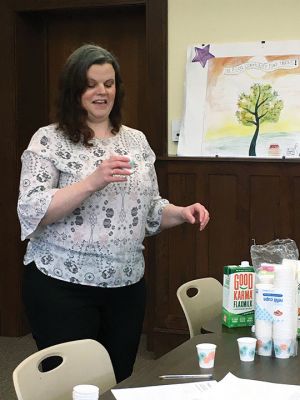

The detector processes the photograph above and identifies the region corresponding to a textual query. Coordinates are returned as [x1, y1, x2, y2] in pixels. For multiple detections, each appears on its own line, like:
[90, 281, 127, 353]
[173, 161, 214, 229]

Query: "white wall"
[168, 0, 300, 155]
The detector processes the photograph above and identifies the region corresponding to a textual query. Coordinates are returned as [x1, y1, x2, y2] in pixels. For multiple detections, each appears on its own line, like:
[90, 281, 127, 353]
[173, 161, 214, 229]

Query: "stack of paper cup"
[255, 284, 273, 356]
[272, 262, 298, 359]
[72, 385, 100, 400]
[272, 295, 297, 358]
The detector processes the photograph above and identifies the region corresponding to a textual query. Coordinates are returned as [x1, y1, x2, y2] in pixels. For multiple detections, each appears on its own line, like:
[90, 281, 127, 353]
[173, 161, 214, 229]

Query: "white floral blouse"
[17, 124, 169, 288]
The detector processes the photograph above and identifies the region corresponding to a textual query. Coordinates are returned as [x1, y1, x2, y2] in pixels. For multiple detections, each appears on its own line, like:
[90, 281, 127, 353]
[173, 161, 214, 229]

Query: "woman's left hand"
[180, 203, 210, 231]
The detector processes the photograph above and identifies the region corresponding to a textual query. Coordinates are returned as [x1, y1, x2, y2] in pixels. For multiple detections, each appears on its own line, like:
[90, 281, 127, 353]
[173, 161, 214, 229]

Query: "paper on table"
[112, 373, 300, 400]
[111, 380, 217, 400]
[200, 373, 300, 400]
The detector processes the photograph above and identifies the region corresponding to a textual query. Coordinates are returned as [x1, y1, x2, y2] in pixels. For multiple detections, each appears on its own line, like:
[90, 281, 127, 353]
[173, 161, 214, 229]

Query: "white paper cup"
[256, 337, 272, 356]
[73, 385, 99, 400]
[273, 338, 293, 359]
[237, 337, 257, 362]
[196, 343, 216, 368]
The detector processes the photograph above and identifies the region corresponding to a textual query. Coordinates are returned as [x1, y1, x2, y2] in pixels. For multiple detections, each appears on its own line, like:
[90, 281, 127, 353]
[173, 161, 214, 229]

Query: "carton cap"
[241, 261, 250, 267]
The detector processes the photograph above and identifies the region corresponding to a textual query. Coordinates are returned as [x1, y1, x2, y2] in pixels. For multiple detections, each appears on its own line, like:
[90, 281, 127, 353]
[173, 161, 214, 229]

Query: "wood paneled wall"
[150, 157, 300, 356]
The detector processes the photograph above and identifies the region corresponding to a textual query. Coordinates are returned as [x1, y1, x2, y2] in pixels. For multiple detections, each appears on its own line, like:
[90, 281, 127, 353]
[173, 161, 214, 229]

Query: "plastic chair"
[13, 339, 116, 400]
[176, 277, 223, 338]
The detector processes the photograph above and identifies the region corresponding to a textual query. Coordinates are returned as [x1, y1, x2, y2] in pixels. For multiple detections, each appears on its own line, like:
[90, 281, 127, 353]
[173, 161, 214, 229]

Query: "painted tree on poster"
[236, 83, 284, 156]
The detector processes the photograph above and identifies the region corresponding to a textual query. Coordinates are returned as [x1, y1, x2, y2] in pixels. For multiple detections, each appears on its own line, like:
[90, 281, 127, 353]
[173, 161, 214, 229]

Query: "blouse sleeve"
[17, 130, 60, 240]
[139, 133, 169, 237]
[145, 166, 169, 237]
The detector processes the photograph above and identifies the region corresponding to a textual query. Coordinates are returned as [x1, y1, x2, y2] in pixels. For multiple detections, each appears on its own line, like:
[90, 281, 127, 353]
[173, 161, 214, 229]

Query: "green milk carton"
[222, 261, 255, 327]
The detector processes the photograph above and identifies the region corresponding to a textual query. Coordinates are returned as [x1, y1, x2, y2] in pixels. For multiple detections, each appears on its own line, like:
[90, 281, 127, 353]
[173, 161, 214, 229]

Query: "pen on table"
[159, 374, 213, 380]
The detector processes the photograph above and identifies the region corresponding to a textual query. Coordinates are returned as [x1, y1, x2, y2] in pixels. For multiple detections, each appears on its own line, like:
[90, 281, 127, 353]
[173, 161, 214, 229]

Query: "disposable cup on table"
[256, 336, 272, 356]
[273, 337, 293, 359]
[196, 343, 216, 368]
[237, 337, 257, 362]
[72, 385, 99, 400]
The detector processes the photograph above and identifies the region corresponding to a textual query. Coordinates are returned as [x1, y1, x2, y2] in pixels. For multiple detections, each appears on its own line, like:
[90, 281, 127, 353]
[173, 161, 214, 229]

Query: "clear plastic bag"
[250, 238, 299, 271]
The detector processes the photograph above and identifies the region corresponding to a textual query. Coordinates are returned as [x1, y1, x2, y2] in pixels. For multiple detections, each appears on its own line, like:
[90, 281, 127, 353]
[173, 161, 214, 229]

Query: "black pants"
[22, 263, 146, 382]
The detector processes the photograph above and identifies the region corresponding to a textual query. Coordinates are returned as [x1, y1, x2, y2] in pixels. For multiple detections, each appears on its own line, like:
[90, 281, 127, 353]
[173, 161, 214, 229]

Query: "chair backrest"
[13, 339, 116, 400]
[176, 277, 223, 338]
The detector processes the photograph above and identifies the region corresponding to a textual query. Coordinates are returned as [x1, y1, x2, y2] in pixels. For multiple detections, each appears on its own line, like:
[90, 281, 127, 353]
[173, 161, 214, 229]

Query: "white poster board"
[177, 40, 300, 158]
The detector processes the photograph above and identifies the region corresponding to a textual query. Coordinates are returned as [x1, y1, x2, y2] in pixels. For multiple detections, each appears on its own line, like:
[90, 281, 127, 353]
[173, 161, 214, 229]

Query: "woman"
[17, 44, 210, 382]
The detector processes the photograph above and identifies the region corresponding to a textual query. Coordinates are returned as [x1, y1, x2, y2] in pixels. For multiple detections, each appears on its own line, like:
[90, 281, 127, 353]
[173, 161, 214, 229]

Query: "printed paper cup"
[273, 338, 292, 359]
[256, 337, 272, 356]
[237, 337, 257, 361]
[196, 343, 216, 368]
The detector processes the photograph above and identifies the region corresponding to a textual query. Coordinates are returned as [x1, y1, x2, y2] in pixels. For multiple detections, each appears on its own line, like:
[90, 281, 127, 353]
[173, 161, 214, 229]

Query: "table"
[101, 331, 300, 400]
[203, 314, 253, 336]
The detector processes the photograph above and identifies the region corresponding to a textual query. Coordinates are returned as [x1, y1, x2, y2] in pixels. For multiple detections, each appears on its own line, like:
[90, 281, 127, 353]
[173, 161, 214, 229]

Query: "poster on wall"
[177, 40, 300, 158]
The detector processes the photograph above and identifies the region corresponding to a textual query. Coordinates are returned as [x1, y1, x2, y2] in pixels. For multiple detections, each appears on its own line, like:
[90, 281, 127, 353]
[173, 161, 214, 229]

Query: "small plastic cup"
[237, 337, 257, 362]
[196, 343, 217, 368]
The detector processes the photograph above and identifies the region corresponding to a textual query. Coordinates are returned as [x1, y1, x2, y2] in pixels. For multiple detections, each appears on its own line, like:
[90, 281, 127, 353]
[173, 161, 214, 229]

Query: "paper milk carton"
[222, 262, 255, 327]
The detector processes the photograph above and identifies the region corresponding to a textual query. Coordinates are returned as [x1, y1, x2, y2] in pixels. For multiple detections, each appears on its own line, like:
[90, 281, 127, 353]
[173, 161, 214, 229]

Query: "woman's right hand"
[38, 155, 132, 226]
[85, 155, 132, 192]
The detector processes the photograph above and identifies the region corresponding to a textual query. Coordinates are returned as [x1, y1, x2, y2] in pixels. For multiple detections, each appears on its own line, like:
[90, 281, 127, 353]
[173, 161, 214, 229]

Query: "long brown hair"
[56, 44, 124, 146]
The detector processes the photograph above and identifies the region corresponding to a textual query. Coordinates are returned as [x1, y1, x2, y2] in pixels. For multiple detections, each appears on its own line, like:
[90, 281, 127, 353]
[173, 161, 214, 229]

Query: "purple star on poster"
[192, 45, 215, 67]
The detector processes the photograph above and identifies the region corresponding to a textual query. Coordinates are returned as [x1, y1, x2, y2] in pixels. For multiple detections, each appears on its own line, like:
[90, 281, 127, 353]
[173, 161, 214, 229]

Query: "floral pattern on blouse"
[17, 124, 169, 287]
